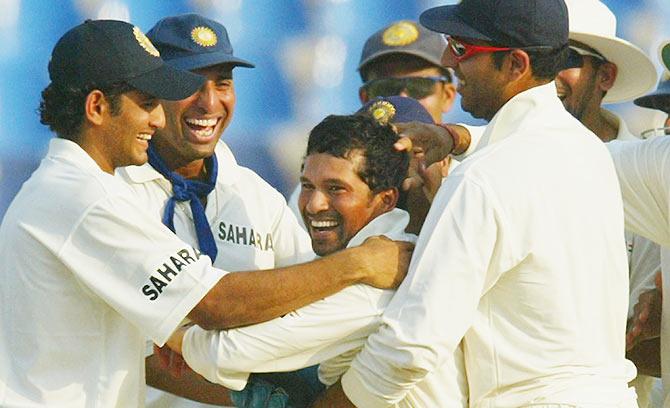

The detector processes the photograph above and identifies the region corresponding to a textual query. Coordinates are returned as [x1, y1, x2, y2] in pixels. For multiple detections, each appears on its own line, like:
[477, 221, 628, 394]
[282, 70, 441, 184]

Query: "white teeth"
[137, 133, 152, 141]
[186, 118, 218, 127]
[193, 127, 215, 137]
[311, 220, 338, 228]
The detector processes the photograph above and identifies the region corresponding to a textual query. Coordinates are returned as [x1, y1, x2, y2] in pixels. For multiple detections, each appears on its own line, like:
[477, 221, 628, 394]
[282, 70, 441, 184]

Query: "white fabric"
[182, 209, 469, 407]
[604, 110, 663, 408]
[0, 139, 226, 408]
[608, 137, 670, 405]
[342, 82, 636, 408]
[118, 141, 312, 408]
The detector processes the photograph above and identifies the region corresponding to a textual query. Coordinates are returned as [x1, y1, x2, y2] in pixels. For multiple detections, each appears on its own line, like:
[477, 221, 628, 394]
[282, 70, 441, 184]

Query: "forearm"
[312, 380, 356, 408]
[189, 247, 365, 329]
[145, 354, 233, 405]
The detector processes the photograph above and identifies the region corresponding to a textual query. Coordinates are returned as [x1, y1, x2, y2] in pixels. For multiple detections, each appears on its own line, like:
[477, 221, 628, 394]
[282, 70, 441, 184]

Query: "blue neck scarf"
[147, 144, 218, 262]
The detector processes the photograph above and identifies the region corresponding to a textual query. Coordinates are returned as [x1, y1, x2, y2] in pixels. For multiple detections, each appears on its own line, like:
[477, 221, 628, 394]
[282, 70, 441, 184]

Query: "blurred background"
[0, 0, 669, 218]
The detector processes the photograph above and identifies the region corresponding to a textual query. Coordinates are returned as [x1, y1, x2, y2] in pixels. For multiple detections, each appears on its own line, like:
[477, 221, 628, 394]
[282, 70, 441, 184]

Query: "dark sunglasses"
[361, 76, 451, 99]
[565, 45, 606, 68]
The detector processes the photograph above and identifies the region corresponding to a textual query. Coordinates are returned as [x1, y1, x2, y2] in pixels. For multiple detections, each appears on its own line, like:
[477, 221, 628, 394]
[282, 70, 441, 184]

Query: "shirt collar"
[120, 140, 240, 186]
[346, 208, 416, 248]
[477, 82, 562, 151]
[47, 138, 107, 175]
[601, 108, 638, 141]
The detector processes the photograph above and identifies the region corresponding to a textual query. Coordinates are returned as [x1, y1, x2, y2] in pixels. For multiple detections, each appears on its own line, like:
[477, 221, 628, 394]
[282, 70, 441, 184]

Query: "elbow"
[189, 294, 234, 330]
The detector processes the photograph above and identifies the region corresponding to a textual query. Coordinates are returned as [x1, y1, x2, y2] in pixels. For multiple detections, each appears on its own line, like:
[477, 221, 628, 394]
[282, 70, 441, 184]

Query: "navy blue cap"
[147, 14, 254, 71]
[48, 19, 204, 101]
[358, 96, 434, 125]
[420, 0, 568, 49]
[634, 75, 670, 113]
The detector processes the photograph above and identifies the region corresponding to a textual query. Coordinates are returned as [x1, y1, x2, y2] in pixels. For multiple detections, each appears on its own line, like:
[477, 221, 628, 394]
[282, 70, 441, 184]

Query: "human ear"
[84, 89, 108, 126]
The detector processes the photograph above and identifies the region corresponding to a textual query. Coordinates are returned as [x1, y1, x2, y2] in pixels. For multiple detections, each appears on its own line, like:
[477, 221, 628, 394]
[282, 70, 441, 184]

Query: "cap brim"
[127, 64, 204, 101]
[634, 78, 670, 111]
[419, 5, 492, 41]
[164, 52, 255, 71]
[570, 32, 658, 103]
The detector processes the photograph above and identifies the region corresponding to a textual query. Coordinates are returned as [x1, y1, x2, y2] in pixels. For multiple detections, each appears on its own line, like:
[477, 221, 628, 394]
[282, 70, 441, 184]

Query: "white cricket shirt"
[342, 82, 636, 407]
[118, 141, 312, 408]
[0, 139, 226, 407]
[608, 136, 670, 406]
[181, 208, 469, 407]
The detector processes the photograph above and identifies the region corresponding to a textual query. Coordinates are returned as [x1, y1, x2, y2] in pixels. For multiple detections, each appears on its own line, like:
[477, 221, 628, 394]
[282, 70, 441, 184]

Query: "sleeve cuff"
[341, 367, 393, 408]
[182, 325, 251, 391]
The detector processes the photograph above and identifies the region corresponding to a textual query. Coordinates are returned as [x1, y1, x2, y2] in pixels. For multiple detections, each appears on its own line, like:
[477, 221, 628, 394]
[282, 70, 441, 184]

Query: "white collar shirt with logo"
[117, 141, 312, 408]
[0, 139, 226, 407]
[341, 82, 636, 408]
[118, 141, 312, 272]
[180, 208, 469, 407]
[607, 136, 670, 406]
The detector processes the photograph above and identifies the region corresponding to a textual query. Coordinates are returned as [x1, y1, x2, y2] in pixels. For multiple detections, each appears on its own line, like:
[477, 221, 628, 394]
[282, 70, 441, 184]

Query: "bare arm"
[145, 354, 234, 405]
[189, 236, 413, 330]
[312, 380, 355, 408]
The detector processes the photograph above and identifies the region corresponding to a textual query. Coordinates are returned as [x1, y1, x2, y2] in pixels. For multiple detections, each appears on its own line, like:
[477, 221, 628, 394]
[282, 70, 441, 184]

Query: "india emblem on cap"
[191, 26, 218, 47]
[382, 21, 419, 47]
[133, 26, 160, 57]
[369, 100, 397, 125]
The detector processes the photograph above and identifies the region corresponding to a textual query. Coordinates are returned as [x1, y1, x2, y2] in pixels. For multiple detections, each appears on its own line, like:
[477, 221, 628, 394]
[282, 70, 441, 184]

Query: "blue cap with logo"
[147, 13, 254, 71]
[48, 19, 204, 100]
[358, 96, 434, 125]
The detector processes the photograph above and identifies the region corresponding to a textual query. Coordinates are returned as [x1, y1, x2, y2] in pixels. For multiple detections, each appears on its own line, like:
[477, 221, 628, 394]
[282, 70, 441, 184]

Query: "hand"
[394, 122, 454, 167]
[154, 343, 188, 378]
[355, 236, 414, 289]
[626, 271, 662, 350]
[166, 326, 188, 354]
[402, 155, 452, 203]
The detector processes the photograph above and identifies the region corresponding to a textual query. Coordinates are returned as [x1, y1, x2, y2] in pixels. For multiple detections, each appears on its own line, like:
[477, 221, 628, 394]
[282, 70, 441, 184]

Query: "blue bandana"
[147, 144, 218, 262]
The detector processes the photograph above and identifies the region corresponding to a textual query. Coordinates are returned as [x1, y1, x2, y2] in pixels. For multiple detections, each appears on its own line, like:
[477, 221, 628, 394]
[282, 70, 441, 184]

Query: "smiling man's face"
[298, 151, 388, 256]
[152, 64, 235, 169]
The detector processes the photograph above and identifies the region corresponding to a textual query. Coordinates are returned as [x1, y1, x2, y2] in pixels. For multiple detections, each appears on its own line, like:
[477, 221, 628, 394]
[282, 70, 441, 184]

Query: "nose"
[150, 103, 166, 129]
[304, 189, 330, 215]
[195, 80, 218, 111]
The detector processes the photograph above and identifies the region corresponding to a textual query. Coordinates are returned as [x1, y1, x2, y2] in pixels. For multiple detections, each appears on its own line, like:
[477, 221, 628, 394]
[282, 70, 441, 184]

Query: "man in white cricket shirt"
[317, 0, 637, 406]
[163, 109, 469, 407]
[0, 19, 411, 408]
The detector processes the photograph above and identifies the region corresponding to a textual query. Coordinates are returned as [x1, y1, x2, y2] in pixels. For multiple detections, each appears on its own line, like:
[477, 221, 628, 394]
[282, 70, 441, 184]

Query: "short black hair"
[305, 115, 408, 194]
[492, 45, 569, 80]
[39, 81, 134, 141]
[361, 54, 452, 83]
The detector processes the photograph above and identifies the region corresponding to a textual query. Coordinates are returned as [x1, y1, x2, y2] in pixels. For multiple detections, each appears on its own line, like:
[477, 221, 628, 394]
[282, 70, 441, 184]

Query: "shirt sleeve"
[181, 284, 392, 390]
[341, 172, 515, 407]
[59, 193, 226, 346]
[608, 138, 670, 247]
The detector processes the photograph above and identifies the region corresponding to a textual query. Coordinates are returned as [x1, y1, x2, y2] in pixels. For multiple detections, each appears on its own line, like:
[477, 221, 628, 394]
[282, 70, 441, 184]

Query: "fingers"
[394, 137, 413, 152]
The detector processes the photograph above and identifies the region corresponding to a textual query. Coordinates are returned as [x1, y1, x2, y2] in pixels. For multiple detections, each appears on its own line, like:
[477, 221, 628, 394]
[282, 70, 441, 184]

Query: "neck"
[151, 140, 208, 180]
[175, 159, 207, 180]
[580, 108, 618, 142]
[77, 133, 115, 174]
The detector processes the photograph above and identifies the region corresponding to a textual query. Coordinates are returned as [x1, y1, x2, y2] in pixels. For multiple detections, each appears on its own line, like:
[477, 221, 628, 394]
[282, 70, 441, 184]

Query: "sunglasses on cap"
[565, 45, 606, 68]
[361, 75, 451, 100]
